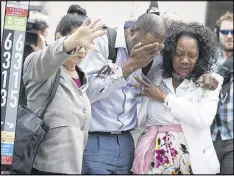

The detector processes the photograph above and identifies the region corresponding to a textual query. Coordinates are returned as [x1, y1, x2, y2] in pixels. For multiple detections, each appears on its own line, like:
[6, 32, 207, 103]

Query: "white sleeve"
[164, 73, 224, 128]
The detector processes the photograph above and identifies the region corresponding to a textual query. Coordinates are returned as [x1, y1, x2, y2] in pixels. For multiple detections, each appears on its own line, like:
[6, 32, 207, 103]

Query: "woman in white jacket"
[131, 21, 223, 174]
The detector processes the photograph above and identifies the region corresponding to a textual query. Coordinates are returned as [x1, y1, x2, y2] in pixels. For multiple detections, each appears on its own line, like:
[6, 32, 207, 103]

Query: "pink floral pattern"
[148, 132, 193, 174]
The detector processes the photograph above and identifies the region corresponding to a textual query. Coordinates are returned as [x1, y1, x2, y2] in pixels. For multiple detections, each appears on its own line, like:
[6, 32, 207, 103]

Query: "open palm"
[75, 17, 105, 52]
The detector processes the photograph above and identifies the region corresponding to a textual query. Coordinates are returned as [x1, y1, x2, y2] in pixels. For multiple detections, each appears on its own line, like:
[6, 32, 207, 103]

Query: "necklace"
[172, 70, 193, 81]
[172, 71, 186, 81]
[63, 64, 76, 71]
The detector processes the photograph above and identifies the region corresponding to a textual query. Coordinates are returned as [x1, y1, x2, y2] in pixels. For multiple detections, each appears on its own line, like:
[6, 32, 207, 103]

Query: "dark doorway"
[205, 1, 233, 30]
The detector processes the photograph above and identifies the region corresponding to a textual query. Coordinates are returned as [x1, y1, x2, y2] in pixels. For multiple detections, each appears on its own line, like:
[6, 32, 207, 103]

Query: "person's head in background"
[124, 13, 167, 54]
[162, 21, 218, 81]
[28, 11, 49, 38]
[23, 12, 50, 60]
[55, 5, 89, 66]
[215, 11, 233, 56]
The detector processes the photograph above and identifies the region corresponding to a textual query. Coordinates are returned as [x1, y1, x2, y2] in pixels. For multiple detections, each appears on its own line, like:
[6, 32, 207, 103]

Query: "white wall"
[43, 1, 207, 44]
[1, 1, 207, 44]
[43, 1, 140, 43]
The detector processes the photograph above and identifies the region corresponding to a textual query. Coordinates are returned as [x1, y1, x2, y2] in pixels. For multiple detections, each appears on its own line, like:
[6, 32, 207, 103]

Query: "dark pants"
[31, 168, 64, 175]
[213, 133, 233, 174]
[82, 131, 135, 174]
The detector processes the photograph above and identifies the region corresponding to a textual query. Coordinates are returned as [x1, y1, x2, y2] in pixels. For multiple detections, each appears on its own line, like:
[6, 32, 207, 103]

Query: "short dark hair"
[162, 20, 218, 81]
[55, 5, 87, 39]
[135, 13, 167, 42]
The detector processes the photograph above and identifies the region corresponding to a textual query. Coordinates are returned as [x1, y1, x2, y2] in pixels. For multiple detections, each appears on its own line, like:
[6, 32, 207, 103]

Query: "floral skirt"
[147, 131, 193, 174]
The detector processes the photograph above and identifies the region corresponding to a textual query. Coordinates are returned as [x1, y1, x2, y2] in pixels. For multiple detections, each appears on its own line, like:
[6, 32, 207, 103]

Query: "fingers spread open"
[132, 83, 143, 90]
[82, 17, 91, 26]
[92, 30, 106, 39]
[134, 76, 150, 87]
[92, 23, 105, 32]
[141, 73, 153, 84]
[89, 18, 101, 29]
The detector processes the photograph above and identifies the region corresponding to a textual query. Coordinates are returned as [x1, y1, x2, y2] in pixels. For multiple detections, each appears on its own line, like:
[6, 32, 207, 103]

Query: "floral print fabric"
[147, 131, 193, 174]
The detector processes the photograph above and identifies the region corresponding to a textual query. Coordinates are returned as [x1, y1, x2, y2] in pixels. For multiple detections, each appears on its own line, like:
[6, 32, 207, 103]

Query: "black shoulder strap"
[217, 55, 233, 81]
[217, 55, 233, 103]
[219, 76, 233, 104]
[36, 69, 61, 119]
[104, 27, 118, 63]
[19, 78, 27, 106]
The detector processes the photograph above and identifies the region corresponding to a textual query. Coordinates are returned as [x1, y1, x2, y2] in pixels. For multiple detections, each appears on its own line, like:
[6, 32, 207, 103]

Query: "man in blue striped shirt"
[80, 13, 167, 174]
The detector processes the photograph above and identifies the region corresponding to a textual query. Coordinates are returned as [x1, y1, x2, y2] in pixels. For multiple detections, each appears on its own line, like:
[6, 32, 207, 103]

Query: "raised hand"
[64, 17, 106, 53]
[122, 42, 164, 78]
[130, 42, 164, 66]
[76, 17, 106, 51]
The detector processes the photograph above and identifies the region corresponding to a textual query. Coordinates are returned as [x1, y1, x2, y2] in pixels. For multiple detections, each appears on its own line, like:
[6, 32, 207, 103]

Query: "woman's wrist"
[63, 36, 73, 54]
[63, 34, 81, 54]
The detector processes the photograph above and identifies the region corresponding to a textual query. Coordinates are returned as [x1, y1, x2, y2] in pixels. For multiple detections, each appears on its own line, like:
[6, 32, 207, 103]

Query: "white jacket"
[132, 66, 223, 174]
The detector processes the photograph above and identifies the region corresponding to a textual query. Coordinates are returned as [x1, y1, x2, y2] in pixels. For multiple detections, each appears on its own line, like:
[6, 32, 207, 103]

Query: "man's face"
[219, 20, 233, 52]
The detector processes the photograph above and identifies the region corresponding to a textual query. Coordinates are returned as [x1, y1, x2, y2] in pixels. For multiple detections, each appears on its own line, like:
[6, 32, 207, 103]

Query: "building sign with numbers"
[1, 0, 29, 167]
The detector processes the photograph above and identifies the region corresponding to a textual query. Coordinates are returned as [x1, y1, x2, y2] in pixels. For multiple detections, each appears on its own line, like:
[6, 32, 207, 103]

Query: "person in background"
[211, 11, 233, 174]
[22, 5, 105, 174]
[212, 11, 233, 71]
[23, 11, 49, 60]
[132, 20, 223, 174]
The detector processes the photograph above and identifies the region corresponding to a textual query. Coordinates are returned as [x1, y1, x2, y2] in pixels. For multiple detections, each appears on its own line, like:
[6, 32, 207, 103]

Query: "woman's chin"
[177, 71, 191, 78]
[180, 73, 188, 77]
[73, 58, 84, 65]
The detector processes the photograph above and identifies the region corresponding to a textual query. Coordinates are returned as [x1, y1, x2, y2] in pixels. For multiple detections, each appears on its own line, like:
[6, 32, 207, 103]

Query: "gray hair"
[135, 13, 167, 41]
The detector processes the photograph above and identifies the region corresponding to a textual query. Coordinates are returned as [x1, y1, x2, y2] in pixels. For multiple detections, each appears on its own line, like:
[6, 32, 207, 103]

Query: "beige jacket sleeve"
[23, 36, 69, 83]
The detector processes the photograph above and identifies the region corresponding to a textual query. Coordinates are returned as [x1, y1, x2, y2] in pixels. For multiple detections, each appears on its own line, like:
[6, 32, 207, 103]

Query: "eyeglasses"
[68, 46, 89, 55]
[220, 30, 233, 36]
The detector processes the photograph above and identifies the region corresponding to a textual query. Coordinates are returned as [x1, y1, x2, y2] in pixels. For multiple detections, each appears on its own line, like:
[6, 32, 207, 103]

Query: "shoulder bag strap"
[37, 68, 61, 119]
